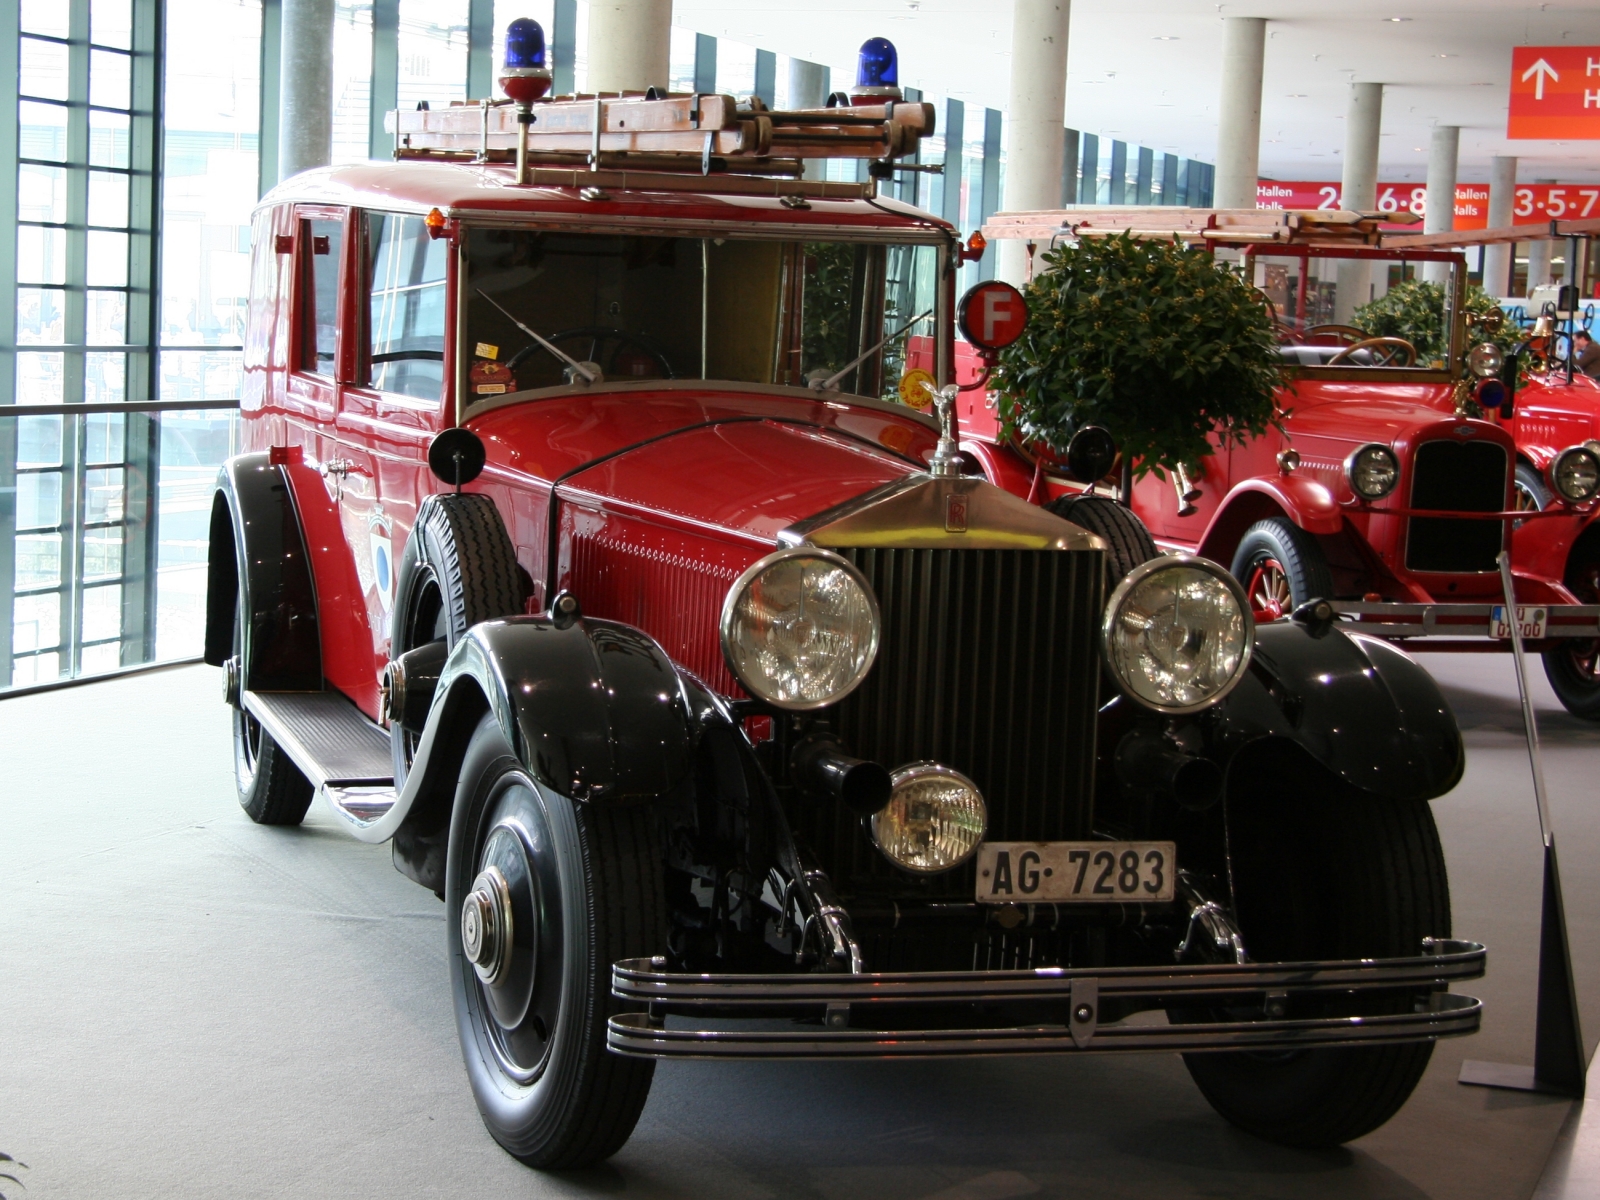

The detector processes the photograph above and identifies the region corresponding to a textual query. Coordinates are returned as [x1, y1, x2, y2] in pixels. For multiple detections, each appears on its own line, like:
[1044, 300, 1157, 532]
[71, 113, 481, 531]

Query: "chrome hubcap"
[463, 864, 514, 987]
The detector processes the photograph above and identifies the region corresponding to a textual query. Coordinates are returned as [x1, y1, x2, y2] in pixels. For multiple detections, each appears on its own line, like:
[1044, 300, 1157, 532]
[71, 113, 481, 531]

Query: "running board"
[242, 691, 397, 827]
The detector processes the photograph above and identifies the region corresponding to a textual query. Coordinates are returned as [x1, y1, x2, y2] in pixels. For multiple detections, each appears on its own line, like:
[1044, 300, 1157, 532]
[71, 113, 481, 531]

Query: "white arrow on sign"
[1523, 57, 1560, 100]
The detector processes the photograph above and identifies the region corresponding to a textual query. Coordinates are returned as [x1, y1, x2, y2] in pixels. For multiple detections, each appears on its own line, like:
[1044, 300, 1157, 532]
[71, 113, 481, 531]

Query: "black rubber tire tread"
[231, 584, 313, 826]
[1541, 537, 1600, 720]
[449, 715, 665, 1169]
[234, 708, 315, 825]
[1183, 777, 1450, 1148]
[1230, 516, 1335, 614]
[411, 492, 525, 648]
[391, 493, 525, 786]
[538, 800, 665, 1167]
[1515, 461, 1551, 513]
[1046, 493, 1160, 583]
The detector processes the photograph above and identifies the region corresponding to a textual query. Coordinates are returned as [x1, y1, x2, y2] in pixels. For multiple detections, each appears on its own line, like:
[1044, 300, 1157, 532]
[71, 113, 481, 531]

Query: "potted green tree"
[992, 233, 1283, 500]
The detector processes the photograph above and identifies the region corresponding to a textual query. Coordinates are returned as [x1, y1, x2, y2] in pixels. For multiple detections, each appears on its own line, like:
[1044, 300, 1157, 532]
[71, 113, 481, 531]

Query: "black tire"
[447, 713, 665, 1168]
[1230, 516, 1334, 622]
[1182, 769, 1451, 1147]
[1543, 543, 1600, 720]
[231, 592, 313, 825]
[1046, 493, 1159, 583]
[391, 493, 525, 787]
[1515, 461, 1551, 514]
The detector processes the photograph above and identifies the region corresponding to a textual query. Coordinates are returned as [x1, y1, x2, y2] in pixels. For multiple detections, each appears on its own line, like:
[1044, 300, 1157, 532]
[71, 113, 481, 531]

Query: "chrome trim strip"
[606, 992, 1483, 1060]
[611, 938, 1484, 1007]
[461, 376, 941, 430]
[1332, 602, 1600, 639]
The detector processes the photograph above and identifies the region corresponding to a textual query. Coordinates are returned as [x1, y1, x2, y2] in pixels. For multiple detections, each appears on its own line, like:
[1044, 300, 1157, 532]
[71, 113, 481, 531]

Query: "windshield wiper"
[474, 289, 600, 384]
[811, 309, 935, 393]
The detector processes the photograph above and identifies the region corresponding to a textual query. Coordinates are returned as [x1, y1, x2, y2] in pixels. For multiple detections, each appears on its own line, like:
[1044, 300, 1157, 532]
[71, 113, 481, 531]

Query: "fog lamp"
[1346, 443, 1400, 500]
[871, 764, 987, 873]
[1550, 445, 1600, 504]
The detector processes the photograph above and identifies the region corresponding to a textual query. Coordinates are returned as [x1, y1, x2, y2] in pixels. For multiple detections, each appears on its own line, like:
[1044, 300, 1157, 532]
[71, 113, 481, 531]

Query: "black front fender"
[382, 614, 704, 886]
[1210, 621, 1464, 802]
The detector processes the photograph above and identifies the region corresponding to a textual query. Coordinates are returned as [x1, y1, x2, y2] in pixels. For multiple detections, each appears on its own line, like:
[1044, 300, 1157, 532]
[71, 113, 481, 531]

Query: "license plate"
[1491, 605, 1547, 639]
[975, 841, 1176, 904]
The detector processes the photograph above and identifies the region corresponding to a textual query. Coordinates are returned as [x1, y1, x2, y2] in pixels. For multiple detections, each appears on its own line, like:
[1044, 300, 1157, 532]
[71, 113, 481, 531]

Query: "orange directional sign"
[1508, 46, 1600, 139]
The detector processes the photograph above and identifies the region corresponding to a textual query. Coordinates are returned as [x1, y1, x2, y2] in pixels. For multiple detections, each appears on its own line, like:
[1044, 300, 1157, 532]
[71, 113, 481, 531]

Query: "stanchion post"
[1458, 551, 1586, 1097]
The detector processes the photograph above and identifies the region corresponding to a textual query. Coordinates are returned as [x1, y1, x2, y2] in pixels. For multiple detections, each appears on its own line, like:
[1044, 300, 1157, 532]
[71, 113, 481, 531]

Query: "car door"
[333, 209, 453, 701]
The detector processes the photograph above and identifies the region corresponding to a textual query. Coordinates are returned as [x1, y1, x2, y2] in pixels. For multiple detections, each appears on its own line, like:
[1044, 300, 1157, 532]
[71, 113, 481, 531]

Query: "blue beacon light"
[500, 18, 553, 103]
[850, 37, 902, 104]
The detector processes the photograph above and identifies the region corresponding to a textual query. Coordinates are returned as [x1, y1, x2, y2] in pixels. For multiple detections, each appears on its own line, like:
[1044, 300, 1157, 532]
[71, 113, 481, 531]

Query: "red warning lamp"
[424, 207, 447, 238]
[500, 18, 553, 104]
[850, 37, 903, 105]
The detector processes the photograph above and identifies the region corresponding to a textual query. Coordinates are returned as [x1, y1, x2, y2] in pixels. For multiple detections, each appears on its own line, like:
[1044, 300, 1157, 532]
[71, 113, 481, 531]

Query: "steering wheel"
[1304, 324, 1369, 346]
[505, 326, 676, 380]
[1327, 337, 1417, 367]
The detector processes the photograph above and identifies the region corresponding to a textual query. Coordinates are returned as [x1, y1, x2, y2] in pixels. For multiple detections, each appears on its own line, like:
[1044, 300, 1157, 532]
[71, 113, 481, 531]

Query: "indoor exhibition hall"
[6, 1, 1600, 1196]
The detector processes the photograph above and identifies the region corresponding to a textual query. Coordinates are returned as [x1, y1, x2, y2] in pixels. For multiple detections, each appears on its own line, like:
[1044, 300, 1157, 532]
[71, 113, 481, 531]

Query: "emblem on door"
[370, 516, 394, 613]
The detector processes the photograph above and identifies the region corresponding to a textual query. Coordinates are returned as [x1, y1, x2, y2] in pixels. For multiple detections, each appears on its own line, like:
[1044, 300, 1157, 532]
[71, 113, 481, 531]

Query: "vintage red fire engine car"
[977, 206, 1600, 717]
[1381, 216, 1600, 715]
[206, 32, 1483, 1169]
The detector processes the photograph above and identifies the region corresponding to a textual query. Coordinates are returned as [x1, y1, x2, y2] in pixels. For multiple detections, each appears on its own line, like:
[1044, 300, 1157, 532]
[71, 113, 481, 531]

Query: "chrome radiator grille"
[1406, 439, 1506, 573]
[796, 546, 1104, 899]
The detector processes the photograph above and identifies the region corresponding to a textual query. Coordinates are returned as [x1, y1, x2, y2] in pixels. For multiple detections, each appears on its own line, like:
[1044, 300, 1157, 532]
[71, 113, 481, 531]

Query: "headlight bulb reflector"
[1103, 555, 1254, 715]
[719, 547, 880, 709]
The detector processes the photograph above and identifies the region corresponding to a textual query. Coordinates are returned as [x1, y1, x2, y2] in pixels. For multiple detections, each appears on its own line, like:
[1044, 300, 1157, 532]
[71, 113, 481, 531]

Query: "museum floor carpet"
[2, 656, 1599, 1199]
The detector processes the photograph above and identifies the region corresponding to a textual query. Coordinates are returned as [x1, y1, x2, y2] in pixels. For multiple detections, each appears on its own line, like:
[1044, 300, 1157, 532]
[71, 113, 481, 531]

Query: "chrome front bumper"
[607, 938, 1485, 1060]
[1333, 601, 1600, 642]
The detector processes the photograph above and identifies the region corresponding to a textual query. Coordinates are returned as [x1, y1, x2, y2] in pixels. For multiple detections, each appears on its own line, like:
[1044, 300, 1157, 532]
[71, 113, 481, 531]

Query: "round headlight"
[1550, 445, 1600, 504]
[1467, 342, 1505, 379]
[1346, 443, 1401, 500]
[720, 547, 880, 709]
[1103, 555, 1254, 715]
[870, 763, 987, 874]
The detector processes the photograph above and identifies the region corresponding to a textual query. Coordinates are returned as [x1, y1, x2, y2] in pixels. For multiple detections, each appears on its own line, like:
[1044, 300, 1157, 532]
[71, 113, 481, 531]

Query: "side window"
[367, 212, 448, 401]
[300, 217, 343, 376]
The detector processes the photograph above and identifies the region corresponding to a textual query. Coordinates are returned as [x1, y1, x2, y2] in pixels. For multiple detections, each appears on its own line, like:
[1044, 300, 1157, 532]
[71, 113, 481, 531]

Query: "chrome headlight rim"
[718, 544, 881, 711]
[1345, 442, 1401, 501]
[1101, 553, 1255, 717]
[870, 761, 988, 875]
[1549, 444, 1600, 505]
[1467, 341, 1505, 379]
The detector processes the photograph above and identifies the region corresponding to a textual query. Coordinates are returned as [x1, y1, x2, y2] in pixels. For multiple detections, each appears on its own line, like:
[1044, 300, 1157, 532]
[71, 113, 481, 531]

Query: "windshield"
[461, 228, 941, 401]
[1243, 251, 1460, 371]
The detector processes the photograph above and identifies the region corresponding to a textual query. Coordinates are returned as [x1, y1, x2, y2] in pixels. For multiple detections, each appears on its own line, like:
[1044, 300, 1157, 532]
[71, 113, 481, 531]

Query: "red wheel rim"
[1246, 556, 1291, 621]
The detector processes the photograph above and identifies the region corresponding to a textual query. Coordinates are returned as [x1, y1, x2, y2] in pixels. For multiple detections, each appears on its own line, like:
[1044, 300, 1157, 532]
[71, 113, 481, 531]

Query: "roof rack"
[1383, 217, 1600, 251]
[983, 206, 1420, 248]
[386, 93, 936, 180]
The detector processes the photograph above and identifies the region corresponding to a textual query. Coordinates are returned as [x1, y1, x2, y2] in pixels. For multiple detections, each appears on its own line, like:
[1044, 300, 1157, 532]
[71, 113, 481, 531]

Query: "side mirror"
[956, 281, 1029, 355]
[428, 427, 487, 490]
[1065, 426, 1118, 484]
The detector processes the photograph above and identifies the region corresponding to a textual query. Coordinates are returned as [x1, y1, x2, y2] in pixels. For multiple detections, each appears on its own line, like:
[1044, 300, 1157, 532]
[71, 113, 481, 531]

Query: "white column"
[587, 0, 672, 93]
[997, 0, 1071, 286]
[788, 59, 829, 180]
[1421, 125, 1458, 286]
[1213, 17, 1266, 210]
[1482, 155, 1517, 298]
[277, 0, 334, 182]
[1335, 81, 1383, 324]
[1525, 178, 1557, 293]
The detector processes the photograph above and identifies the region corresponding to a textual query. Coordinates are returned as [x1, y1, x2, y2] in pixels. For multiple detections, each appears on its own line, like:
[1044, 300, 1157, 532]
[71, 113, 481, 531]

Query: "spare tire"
[1047, 492, 1160, 585]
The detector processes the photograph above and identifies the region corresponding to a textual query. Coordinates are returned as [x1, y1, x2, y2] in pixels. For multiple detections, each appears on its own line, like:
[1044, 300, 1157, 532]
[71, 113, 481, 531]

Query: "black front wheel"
[1543, 548, 1600, 720]
[447, 713, 665, 1168]
[1230, 517, 1334, 623]
[1181, 764, 1451, 1147]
